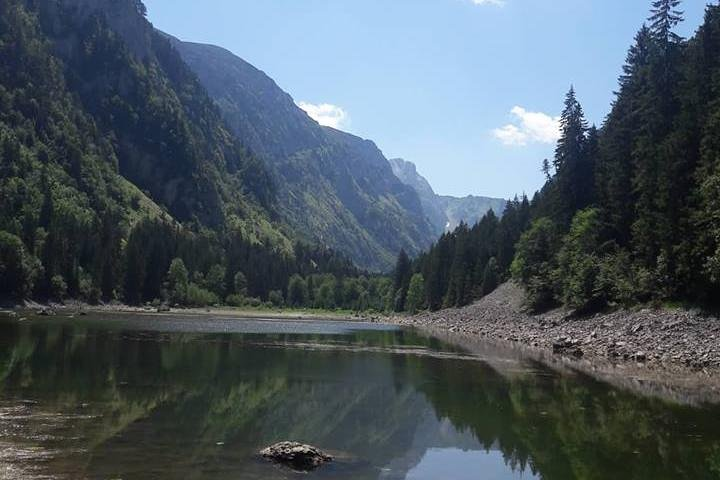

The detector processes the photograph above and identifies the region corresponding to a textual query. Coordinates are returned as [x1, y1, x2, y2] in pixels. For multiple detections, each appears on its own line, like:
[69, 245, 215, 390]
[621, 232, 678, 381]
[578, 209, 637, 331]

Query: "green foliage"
[0, 231, 38, 298]
[500, 1, 720, 312]
[392, 197, 530, 313]
[405, 273, 426, 314]
[392, 249, 412, 312]
[481, 257, 500, 297]
[245, 297, 262, 308]
[185, 283, 219, 307]
[268, 290, 284, 307]
[551, 87, 594, 226]
[224, 294, 245, 307]
[78, 268, 100, 305]
[50, 274, 67, 301]
[511, 218, 560, 312]
[166, 258, 189, 305]
[0, 0, 366, 308]
[205, 265, 226, 298]
[287, 274, 308, 307]
[554, 209, 606, 312]
[233, 271, 248, 297]
[315, 277, 337, 310]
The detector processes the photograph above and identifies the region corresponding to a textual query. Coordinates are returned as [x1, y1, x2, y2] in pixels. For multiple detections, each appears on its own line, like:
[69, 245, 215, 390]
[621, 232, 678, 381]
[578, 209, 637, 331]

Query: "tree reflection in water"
[0, 314, 718, 479]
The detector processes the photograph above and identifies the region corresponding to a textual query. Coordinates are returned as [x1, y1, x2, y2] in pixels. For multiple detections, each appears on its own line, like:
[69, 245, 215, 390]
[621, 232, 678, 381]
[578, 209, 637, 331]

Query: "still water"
[0, 312, 719, 479]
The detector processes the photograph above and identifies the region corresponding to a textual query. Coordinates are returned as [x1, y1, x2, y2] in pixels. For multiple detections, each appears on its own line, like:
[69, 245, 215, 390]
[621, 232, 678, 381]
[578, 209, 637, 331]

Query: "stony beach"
[391, 282, 720, 376]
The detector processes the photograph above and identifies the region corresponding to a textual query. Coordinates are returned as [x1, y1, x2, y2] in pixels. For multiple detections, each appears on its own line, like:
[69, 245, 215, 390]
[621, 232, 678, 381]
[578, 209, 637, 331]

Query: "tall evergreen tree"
[631, 0, 685, 278]
[553, 87, 589, 225]
[444, 223, 472, 307]
[392, 249, 412, 311]
[596, 26, 653, 247]
[649, 0, 684, 44]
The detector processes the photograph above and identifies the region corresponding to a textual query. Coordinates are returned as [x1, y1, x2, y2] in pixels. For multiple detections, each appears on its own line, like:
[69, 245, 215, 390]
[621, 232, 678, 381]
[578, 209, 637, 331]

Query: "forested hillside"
[0, 0, 362, 306]
[168, 38, 435, 271]
[393, 0, 720, 315]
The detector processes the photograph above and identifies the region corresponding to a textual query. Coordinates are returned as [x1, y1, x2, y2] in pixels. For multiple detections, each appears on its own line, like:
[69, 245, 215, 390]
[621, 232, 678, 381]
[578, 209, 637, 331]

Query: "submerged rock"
[260, 441, 332, 471]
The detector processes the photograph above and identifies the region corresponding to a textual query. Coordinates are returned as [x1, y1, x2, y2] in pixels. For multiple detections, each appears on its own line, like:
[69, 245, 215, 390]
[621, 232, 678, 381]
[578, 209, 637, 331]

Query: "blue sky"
[144, 0, 707, 199]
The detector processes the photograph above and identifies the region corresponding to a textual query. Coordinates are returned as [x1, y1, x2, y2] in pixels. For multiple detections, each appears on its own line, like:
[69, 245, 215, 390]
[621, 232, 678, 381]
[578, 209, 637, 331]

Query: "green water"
[0, 313, 719, 480]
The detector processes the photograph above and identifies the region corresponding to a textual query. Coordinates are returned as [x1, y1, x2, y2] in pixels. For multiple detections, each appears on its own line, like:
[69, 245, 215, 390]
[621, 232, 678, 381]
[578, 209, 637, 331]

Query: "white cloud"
[493, 106, 560, 147]
[296, 101, 349, 129]
[471, 0, 505, 6]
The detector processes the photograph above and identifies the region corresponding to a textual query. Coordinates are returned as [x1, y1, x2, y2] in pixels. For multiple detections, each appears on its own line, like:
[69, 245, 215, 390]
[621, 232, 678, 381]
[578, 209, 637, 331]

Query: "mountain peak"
[388, 158, 506, 234]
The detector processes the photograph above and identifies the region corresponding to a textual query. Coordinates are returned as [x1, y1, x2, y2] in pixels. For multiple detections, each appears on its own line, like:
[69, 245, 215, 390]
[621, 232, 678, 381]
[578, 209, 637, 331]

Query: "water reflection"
[0, 314, 718, 479]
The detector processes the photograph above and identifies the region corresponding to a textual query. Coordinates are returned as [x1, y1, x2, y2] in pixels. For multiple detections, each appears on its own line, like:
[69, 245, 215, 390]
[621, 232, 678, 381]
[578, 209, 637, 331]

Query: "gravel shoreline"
[390, 282, 720, 392]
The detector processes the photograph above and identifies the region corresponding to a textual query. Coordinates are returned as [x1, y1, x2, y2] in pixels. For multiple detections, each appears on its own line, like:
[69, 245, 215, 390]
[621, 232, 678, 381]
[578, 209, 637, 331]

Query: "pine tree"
[631, 0, 685, 283]
[649, 0, 684, 44]
[689, 4, 720, 301]
[596, 26, 652, 247]
[553, 86, 589, 225]
[444, 223, 475, 307]
[481, 257, 500, 297]
[392, 249, 412, 311]
[542, 158, 552, 182]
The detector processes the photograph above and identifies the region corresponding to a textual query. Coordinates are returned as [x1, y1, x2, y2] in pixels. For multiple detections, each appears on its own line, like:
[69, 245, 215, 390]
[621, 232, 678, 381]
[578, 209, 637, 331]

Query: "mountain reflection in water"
[0, 313, 718, 479]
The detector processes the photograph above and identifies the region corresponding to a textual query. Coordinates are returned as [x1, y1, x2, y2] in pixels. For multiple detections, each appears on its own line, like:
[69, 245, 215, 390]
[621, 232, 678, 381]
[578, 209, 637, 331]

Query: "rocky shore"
[391, 282, 720, 378]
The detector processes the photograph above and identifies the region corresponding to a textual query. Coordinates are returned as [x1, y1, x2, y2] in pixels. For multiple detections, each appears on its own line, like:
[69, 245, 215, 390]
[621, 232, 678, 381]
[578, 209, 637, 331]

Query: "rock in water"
[260, 442, 332, 471]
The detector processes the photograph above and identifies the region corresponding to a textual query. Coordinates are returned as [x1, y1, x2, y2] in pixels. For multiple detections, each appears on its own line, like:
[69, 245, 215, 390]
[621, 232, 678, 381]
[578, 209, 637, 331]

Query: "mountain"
[0, 0, 361, 303]
[388, 158, 506, 234]
[437, 195, 509, 232]
[167, 38, 435, 271]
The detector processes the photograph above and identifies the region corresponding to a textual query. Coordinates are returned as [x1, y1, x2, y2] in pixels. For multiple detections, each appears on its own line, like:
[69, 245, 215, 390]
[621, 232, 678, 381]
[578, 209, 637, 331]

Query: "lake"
[0, 312, 719, 479]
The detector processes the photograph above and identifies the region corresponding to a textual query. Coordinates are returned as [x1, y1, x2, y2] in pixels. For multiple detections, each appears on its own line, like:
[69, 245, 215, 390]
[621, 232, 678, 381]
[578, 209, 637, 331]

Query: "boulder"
[260, 442, 332, 471]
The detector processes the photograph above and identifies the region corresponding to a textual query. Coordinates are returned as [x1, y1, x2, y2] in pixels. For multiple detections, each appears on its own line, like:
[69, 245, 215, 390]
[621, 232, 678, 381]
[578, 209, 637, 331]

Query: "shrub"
[555, 209, 605, 313]
[245, 297, 262, 308]
[268, 289, 284, 307]
[185, 283, 219, 307]
[511, 218, 560, 312]
[225, 294, 246, 307]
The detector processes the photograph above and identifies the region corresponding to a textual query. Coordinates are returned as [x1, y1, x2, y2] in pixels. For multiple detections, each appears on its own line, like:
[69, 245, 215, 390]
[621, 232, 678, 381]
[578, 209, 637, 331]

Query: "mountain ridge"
[168, 36, 436, 271]
[0, 0, 364, 304]
[388, 157, 506, 234]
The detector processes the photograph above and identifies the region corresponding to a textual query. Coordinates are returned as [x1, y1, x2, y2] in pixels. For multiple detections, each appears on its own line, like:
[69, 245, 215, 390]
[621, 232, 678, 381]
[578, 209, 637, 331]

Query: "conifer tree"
[392, 249, 412, 311]
[444, 223, 471, 307]
[649, 0, 684, 44]
[596, 26, 652, 246]
[553, 86, 589, 225]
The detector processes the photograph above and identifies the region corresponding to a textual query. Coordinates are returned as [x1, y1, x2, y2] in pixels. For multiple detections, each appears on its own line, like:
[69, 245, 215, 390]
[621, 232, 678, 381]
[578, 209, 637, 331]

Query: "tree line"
[393, 0, 720, 315]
